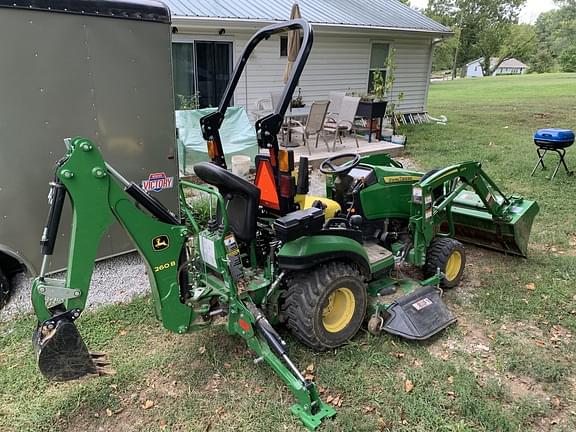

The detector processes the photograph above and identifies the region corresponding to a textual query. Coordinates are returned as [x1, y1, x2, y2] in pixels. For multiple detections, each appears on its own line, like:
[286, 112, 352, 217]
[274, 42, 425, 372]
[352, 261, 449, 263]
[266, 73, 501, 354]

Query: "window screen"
[368, 43, 390, 93]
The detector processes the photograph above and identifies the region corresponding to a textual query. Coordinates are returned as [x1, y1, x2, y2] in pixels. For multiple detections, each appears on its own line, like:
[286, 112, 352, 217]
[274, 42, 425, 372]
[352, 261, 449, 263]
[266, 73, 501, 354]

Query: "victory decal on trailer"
[141, 172, 174, 192]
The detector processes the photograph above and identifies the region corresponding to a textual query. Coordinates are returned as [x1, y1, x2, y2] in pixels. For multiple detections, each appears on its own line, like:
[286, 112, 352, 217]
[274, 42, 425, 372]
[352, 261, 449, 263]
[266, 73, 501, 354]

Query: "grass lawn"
[1, 73, 576, 432]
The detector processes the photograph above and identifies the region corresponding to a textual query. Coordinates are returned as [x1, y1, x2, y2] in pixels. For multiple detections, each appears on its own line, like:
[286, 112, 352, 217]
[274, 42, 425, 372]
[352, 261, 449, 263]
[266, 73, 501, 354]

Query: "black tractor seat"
[193, 162, 261, 243]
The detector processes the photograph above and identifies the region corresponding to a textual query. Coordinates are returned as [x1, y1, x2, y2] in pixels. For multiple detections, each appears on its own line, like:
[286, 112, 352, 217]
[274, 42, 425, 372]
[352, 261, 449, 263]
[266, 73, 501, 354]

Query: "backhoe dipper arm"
[200, 19, 313, 169]
[32, 137, 196, 380]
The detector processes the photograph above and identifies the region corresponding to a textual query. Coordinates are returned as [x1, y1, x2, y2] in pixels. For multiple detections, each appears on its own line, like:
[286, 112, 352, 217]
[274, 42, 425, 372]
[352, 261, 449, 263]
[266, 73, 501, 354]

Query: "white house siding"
[173, 25, 435, 114]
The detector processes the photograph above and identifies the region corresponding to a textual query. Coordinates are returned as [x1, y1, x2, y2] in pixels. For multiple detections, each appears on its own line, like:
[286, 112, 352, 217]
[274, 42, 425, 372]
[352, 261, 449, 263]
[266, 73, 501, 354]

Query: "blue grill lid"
[534, 128, 575, 143]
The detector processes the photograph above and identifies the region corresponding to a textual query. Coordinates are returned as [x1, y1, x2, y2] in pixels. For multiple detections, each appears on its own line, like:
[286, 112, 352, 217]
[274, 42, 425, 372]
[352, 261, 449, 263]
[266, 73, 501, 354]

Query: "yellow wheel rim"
[322, 287, 356, 333]
[445, 250, 462, 281]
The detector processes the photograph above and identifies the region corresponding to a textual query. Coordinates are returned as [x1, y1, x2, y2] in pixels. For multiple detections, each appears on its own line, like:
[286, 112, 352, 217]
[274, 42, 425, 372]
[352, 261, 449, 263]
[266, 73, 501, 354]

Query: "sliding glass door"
[172, 40, 232, 109]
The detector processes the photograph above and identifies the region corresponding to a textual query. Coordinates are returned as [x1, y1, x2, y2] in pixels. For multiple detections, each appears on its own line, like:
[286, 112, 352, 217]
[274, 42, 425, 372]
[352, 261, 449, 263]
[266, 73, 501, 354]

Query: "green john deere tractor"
[31, 20, 539, 430]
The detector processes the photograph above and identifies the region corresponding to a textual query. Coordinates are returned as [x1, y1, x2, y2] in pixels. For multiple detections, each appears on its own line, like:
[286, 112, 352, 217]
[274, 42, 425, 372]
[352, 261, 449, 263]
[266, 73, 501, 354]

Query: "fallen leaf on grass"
[525, 283, 536, 291]
[142, 400, 155, 410]
[198, 346, 206, 354]
[106, 408, 113, 417]
[118, 329, 128, 336]
[447, 391, 456, 399]
[362, 405, 375, 414]
[535, 339, 546, 347]
[304, 364, 315, 381]
[447, 376, 454, 384]
[404, 379, 414, 393]
[394, 352, 405, 359]
[412, 359, 423, 367]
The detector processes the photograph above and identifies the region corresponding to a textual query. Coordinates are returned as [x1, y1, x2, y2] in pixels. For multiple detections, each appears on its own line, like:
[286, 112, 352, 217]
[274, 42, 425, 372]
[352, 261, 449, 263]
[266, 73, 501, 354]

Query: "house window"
[172, 40, 233, 109]
[368, 42, 389, 93]
[280, 35, 304, 57]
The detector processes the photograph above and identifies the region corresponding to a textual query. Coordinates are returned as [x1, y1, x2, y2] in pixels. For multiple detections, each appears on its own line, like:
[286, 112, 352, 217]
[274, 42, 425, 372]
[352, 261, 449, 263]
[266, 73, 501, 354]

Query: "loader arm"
[409, 161, 539, 264]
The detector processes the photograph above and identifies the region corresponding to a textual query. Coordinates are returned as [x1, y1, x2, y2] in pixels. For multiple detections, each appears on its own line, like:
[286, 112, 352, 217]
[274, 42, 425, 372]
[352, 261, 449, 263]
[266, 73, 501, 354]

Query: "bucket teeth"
[91, 352, 112, 367]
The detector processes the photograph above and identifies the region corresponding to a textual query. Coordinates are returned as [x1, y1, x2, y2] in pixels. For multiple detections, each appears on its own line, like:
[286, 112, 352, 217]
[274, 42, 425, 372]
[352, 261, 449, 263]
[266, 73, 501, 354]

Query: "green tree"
[559, 46, 576, 71]
[529, 50, 555, 73]
[425, 0, 527, 76]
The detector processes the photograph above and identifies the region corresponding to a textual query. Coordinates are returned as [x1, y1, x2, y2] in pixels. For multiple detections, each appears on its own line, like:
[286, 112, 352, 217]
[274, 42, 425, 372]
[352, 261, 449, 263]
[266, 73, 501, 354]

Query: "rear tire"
[0, 267, 10, 309]
[283, 262, 367, 350]
[424, 238, 466, 288]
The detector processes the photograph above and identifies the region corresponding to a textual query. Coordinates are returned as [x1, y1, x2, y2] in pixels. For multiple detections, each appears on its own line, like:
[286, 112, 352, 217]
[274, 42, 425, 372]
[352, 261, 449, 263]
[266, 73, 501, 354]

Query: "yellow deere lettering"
[383, 175, 422, 183]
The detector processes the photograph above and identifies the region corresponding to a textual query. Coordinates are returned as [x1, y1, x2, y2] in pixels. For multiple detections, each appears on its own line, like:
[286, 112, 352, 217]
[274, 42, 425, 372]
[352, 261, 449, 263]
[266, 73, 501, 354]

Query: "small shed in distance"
[463, 58, 529, 78]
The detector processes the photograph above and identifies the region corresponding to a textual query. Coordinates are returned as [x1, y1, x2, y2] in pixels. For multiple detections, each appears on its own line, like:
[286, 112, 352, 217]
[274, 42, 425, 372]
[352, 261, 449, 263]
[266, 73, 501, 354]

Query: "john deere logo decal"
[142, 172, 174, 192]
[152, 235, 170, 251]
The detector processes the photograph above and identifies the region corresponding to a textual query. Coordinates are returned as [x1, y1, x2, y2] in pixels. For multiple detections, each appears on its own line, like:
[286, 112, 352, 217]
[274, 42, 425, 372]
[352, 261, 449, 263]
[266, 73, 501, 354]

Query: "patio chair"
[324, 96, 360, 152]
[287, 100, 331, 155]
[270, 92, 282, 109]
[254, 98, 273, 120]
[328, 91, 346, 117]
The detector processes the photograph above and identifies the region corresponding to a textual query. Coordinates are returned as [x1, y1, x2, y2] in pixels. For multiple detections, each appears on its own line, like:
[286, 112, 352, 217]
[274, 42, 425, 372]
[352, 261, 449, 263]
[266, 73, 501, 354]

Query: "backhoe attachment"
[32, 136, 192, 381]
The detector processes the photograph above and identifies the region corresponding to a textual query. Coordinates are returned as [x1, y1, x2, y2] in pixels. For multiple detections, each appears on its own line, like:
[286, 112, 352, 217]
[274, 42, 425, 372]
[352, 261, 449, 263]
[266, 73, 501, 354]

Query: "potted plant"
[381, 49, 405, 142]
[290, 87, 305, 108]
[176, 91, 200, 110]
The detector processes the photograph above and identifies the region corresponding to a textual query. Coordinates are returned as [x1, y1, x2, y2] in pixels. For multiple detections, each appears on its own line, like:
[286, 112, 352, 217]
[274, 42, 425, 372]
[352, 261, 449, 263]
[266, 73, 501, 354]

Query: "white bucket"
[231, 155, 252, 178]
[380, 128, 393, 141]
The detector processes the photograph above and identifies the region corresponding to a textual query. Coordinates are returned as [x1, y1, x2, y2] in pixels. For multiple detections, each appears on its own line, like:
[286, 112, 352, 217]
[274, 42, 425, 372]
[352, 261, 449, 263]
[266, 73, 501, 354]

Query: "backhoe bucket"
[450, 191, 539, 257]
[33, 319, 107, 381]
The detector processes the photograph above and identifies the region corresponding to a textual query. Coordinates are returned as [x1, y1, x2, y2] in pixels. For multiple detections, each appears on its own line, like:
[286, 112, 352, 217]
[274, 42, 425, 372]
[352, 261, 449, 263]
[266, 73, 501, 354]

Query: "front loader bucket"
[33, 319, 107, 381]
[450, 191, 539, 257]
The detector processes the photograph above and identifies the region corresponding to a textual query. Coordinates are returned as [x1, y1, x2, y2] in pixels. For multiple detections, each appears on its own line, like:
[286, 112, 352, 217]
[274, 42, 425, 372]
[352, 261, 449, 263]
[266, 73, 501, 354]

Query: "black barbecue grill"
[531, 128, 574, 180]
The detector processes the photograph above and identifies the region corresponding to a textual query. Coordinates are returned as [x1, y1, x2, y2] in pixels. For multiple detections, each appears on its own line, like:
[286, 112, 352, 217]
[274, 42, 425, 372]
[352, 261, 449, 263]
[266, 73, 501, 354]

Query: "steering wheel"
[319, 153, 361, 175]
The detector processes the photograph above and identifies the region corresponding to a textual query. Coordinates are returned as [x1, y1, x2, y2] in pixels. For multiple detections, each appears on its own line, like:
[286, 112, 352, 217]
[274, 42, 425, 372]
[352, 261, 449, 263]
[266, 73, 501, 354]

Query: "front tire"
[424, 237, 466, 288]
[0, 267, 10, 309]
[283, 262, 367, 350]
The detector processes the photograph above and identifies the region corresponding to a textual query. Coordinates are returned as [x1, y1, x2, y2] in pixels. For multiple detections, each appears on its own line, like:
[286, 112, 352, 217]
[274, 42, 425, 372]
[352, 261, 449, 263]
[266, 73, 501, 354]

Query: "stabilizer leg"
[233, 302, 336, 430]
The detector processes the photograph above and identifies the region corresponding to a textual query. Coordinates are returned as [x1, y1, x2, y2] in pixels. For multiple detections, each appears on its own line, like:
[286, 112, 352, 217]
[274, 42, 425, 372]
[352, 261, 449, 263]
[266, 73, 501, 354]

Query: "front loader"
[31, 19, 539, 431]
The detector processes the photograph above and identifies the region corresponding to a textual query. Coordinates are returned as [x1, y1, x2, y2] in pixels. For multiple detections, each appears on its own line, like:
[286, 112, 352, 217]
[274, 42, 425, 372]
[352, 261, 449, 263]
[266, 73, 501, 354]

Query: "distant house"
[463, 58, 529, 78]
[163, 0, 452, 115]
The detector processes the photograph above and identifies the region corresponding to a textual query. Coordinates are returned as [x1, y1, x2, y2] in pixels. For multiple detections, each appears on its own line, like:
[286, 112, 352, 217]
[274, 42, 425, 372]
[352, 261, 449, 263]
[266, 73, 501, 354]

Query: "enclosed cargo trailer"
[0, 0, 179, 307]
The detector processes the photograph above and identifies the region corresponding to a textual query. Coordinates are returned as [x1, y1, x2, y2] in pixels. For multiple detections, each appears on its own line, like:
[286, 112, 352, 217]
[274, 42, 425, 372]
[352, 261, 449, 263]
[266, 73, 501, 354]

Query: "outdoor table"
[283, 106, 311, 147]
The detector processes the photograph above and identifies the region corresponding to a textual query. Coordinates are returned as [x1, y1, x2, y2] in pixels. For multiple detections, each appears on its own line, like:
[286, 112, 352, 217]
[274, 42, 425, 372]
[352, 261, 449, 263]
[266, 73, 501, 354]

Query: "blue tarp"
[176, 107, 258, 173]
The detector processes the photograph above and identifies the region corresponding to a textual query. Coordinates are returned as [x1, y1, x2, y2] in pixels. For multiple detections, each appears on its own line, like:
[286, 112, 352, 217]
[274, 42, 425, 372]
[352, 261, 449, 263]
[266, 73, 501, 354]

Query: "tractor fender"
[277, 235, 370, 276]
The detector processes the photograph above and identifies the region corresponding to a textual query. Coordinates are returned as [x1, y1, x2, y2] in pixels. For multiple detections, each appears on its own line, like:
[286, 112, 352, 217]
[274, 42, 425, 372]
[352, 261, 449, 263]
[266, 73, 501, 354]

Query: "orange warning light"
[207, 140, 219, 159]
[278, 149, 294, 173]
[255, 159, 280, 210]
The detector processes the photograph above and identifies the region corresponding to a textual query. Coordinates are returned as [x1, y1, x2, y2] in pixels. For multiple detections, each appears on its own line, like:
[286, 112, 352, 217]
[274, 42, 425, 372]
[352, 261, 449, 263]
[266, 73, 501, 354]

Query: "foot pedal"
[382, 286, 456, 340]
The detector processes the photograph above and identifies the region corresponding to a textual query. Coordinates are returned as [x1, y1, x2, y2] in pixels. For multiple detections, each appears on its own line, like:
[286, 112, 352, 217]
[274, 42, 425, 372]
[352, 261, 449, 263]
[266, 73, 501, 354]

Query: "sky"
[409, 0, 558, 24]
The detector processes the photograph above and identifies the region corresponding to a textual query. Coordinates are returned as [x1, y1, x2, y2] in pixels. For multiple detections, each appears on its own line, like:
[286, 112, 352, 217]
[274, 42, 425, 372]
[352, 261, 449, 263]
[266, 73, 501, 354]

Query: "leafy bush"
[559, 46, 576, 72]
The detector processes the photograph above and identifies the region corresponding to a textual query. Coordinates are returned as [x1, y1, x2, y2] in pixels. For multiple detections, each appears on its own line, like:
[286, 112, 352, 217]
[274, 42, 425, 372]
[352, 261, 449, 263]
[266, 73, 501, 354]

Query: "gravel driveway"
[0, 252, 149, 322]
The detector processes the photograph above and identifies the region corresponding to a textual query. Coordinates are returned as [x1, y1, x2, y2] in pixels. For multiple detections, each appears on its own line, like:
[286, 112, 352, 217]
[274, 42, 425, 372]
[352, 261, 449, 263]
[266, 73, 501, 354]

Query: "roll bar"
[200, 19, 314, 169]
